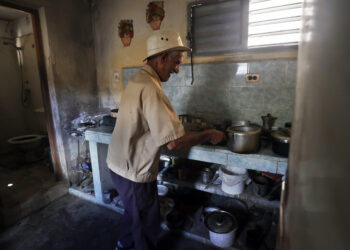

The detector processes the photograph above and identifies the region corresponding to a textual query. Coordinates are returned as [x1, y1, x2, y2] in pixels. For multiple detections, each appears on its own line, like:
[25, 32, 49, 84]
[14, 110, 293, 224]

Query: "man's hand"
[167, 129, 226, 150]
[209, 129, 226, 145]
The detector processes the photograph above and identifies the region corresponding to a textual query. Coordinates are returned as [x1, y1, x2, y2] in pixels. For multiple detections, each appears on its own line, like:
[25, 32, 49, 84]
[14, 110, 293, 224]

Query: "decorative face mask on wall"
[146, 1, 165, 30]
[118, 20, 134, 47]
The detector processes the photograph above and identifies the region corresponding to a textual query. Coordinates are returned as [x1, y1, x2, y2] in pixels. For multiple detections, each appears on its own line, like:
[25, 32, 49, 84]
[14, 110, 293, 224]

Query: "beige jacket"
[106, 64, 185, 182]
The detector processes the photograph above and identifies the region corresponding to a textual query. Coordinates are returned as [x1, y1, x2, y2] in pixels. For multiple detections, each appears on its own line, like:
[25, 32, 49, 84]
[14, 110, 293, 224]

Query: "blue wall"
[123, 58, 297, 127]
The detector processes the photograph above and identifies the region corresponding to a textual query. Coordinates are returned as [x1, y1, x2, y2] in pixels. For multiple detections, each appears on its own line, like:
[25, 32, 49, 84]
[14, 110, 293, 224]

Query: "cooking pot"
[201, 207, 221, 222]
[251, 175, 273, 197]
[270, 128, 290, 157]
[205, 210, 238, 248]
[231, 120, 250, 127]
[226, 124, 261, 153]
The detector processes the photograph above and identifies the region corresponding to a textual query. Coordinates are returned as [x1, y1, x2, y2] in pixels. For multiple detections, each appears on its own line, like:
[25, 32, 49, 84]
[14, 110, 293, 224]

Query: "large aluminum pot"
[226, 124, 261, 153]
[205, 210, 238, 248]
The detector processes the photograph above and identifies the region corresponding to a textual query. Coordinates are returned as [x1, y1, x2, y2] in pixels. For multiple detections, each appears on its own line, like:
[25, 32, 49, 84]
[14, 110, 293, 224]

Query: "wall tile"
[286, 59, 298, 85]
[163, 65, 188, 87]
[123, 59, 296, 126]
[192, 62, 247, 87]
[249, 59, 288, 86]
[164, 86, 194, 115]
[123, 67, 140, 87]
[263, 86, 295, 127]
[239, 86, 266, 110]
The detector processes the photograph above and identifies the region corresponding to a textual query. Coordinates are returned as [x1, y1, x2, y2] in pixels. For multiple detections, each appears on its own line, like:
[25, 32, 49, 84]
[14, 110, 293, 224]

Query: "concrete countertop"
[85, 126, 288, 175]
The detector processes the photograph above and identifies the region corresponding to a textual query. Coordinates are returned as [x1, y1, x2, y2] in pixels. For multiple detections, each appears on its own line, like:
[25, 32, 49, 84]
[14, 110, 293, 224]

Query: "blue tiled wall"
[123, 59, 297, 127]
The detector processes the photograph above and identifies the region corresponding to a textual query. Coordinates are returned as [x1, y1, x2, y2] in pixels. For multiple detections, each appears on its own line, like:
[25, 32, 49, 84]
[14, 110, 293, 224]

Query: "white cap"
[144, 30, 190, 61]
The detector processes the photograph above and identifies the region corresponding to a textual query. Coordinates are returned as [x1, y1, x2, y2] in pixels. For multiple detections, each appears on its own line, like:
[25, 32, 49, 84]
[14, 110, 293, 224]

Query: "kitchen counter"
[81, 126, 287, 208]
[75, 126, 284, 245]
[162, 145, 287, 175]
[85, 126, 288, 176]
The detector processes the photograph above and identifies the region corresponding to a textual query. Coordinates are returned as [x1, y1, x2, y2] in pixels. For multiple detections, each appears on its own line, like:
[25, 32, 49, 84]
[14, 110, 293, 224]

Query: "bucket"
[220, 166, 248, 195]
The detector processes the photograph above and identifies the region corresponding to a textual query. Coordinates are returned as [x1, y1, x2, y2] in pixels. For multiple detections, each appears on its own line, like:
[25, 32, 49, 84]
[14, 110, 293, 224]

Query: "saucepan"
[270, 127, 291, 157]
[226, 123, 262, 153]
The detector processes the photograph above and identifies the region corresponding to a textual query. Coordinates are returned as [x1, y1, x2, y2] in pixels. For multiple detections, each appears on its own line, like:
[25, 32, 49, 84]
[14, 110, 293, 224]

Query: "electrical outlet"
[246, 73, 260, 83]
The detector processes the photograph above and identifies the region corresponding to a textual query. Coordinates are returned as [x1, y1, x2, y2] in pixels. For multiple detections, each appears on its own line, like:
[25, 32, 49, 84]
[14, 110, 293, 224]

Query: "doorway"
[0, 3, 64, 228]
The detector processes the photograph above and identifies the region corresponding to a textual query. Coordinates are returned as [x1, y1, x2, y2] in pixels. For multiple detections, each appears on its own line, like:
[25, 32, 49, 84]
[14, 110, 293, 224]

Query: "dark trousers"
[110, 171, 160, 250]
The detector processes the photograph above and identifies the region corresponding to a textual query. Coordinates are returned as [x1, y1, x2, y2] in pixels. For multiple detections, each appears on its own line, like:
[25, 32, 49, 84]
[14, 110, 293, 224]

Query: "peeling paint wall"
[92, 0, 191, 108]
[5, 0, 99, 182]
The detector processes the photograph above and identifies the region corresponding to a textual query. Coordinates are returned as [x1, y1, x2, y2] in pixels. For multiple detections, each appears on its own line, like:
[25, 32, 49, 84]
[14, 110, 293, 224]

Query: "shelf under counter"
[159, 175, 280, 209]
[85, 126, 286, 208]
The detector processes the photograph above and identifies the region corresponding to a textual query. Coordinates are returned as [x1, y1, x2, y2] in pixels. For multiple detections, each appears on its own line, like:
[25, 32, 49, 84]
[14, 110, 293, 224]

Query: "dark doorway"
[0, 2, 65, 228]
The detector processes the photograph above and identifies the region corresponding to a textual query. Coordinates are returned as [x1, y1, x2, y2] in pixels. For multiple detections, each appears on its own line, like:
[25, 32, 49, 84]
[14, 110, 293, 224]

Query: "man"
[106, 30, 225, 250]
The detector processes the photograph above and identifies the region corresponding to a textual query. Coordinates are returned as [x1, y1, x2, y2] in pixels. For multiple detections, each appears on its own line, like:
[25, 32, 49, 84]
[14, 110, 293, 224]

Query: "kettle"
[261, 113, 277, 131]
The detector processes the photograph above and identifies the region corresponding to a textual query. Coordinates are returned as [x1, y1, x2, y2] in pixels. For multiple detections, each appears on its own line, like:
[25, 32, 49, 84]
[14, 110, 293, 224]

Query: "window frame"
[187, 0, 299, 58]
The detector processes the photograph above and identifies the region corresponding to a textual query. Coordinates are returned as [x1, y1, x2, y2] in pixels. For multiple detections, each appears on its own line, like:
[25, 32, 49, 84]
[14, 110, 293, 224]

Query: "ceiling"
[0, 6, 27, 21]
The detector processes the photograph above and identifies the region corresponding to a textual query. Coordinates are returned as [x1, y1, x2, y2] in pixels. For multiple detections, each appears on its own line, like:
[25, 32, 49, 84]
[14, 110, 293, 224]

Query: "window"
[248, 0, 303, 48]
[188, 0, 303, 56]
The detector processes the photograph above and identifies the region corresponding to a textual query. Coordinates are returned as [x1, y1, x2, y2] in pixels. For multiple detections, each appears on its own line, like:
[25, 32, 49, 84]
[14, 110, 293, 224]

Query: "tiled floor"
[0, 195, 223, 250]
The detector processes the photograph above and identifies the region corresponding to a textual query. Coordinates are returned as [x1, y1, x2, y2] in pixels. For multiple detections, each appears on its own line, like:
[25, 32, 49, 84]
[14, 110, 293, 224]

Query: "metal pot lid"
[205, 211, 237, 233]
[226, 124, 261, 134]
[271, 129, 290, 143]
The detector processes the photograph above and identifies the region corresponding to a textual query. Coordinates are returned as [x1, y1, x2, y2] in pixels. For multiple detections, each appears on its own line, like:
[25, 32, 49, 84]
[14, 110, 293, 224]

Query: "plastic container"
[220, 166, 248, 195]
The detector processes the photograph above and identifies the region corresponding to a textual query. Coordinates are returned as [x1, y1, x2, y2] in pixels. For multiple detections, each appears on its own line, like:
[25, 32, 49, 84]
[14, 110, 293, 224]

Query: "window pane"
[249, 20, 301, 35]
[248, 0, 303, 48]
[191, 0, 245, 55]
[248, 33, 301, 47]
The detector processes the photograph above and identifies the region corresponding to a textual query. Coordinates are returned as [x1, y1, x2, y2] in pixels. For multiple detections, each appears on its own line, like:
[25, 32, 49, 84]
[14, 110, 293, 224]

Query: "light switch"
[114, 72, 119, 83]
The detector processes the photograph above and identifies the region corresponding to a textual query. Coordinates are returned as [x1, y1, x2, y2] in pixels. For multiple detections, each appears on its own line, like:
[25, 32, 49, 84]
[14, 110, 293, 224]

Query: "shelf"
[159, 175, 280, 209]
[160, 223, 238, 250]
[84, 126, 283, 210]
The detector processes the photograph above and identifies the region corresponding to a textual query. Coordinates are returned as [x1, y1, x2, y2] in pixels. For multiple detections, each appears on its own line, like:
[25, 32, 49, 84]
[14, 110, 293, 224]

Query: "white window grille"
[248, 0, 303, 48]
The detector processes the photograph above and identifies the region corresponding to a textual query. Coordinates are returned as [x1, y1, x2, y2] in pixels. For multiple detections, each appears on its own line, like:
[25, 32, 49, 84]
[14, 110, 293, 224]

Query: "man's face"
[158, 52, 184, 82]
